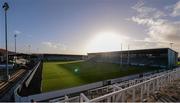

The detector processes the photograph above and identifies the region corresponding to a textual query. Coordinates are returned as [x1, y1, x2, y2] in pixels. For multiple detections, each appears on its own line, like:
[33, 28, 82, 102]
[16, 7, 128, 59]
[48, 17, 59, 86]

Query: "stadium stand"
[43, 54, 86, 61]
[88, 48, 178, 68]
[0, 48, 15, 63]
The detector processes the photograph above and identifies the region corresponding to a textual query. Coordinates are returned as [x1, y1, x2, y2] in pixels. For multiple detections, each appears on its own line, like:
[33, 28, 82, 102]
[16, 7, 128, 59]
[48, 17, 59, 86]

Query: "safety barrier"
[14, 71, 146, 102]
[58, 67, 180, 102]
[87, 68, 180, 102]
[14, 64, 177, 102]
[25, 62, 41, 87]
[14, 61, 41, 101]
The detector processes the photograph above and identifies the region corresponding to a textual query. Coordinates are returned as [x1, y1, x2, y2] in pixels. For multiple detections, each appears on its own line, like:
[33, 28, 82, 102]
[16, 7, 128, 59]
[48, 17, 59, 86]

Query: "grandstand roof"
[43, 53, 86, 56]
[88, 48, 178, 54]
[0, 48, 15, 55]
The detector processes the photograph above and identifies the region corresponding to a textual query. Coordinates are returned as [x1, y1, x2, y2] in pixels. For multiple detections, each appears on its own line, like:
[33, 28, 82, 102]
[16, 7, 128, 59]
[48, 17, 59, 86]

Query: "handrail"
[90, 75, 163, 102]
[14, 61, 41, 101]
[90, 68, 180, 102]
[59, 68, 179, 102]
[14, 65, 180, 102]
[25, 62, 41, 87]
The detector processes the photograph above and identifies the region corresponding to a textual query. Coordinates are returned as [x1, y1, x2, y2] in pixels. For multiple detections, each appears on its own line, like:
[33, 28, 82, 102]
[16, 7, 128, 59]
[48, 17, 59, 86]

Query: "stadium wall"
[168, 49, 178, 68]
[43, 54, 86, 61]
[0, 52, 5, 63]
[0, 48, 15, 63]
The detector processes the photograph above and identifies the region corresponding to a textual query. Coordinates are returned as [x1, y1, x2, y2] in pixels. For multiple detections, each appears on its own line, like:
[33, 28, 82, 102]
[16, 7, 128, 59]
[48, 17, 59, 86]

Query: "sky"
[0, 0, 180, 55]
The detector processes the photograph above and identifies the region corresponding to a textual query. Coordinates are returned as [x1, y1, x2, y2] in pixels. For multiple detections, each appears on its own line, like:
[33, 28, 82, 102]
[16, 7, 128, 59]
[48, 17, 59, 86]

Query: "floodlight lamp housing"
[3, 2, 9, 11]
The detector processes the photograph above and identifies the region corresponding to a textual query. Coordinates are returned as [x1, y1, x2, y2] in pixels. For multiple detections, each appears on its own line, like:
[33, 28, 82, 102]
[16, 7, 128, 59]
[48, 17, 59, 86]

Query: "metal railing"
[14, 61, 41, 101]
[58, 67, 180, 102]
[14, 63, 180, 102]
[25, 62, 41, 87]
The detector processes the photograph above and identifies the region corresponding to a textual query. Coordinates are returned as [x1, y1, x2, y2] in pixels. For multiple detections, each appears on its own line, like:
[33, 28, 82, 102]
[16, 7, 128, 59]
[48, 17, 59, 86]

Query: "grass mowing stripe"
[42, 60, 160, 92]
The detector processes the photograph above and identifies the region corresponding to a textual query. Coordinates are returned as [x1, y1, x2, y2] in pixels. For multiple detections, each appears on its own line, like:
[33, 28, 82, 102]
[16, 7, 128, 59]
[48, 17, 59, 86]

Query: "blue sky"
[0, 0, 180, 54]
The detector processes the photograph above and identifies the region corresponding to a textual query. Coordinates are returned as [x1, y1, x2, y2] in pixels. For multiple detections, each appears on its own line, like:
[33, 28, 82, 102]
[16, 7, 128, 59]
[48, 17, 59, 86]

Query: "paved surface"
[0, 69, 27, 101]
[150, 79, 180, 102]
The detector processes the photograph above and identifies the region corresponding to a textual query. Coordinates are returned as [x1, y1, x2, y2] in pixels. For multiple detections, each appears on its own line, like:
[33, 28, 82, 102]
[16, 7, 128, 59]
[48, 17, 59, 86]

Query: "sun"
[86, 31, 127, 53]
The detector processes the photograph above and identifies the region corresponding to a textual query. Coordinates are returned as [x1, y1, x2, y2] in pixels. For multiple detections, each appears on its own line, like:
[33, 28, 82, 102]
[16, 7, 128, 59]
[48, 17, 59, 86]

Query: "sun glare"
[87, 32, 127, 53]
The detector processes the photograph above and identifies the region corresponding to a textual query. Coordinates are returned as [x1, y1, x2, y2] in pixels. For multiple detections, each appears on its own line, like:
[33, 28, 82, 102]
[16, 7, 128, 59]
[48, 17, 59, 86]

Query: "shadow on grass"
[43, 60, 162, 92]
[58, 61, 161, 83]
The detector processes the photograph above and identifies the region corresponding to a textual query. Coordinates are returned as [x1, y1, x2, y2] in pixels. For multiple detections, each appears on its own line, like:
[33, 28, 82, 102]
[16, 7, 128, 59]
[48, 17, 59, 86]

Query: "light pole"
[3, 2, 10, 81]
[169, 42, 174, 69]
[28, 45, 31, 61]
[14, 34, 17, 53]
[14, 34, 17, 66]
[37, 48, 39, 53]
[170, 43, 174, 49]
[120, 43, 122, 66]
[28, 45, 31, 54]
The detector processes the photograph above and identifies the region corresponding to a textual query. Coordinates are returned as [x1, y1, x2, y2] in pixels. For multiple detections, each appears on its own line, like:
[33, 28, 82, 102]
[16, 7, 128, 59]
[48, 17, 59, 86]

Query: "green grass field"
[42, 60, 159, 92]
[177, 61, 180, 66]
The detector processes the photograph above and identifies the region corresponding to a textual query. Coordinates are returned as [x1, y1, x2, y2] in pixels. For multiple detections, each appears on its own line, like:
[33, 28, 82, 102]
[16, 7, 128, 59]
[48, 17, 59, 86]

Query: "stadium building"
[43, 54, 86, 61]
[0, 48, 15, 63]
[88, 48, 178, 68]
[0, 49, 6, 62]
[0, 53, 3, 63]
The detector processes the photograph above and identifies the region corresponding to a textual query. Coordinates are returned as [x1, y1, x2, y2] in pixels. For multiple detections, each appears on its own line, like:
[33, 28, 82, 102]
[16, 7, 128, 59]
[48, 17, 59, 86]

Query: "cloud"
[127, 0, 180, 53]
[13, 30, 33, 39]
[132, 17, 180, 43]
[131, 17, 165, 26]
[14, 30, 21, 34]
[42, 41, 67, 50]
[130, 0, 180, 53]
[42, 42, 57, 48]
[148, 21, 180, 42]
[172, 1, 180, 16]
[132, 0, 166, 19]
